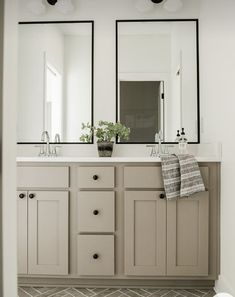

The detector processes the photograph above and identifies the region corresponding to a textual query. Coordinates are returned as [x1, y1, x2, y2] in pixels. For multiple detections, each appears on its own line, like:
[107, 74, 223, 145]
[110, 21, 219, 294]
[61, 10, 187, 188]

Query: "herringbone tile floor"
[18, 287, 216, 297]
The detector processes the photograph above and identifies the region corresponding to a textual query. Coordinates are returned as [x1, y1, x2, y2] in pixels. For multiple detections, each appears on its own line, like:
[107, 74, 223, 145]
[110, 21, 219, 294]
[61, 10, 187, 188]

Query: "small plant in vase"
[80, 121, 130, 157]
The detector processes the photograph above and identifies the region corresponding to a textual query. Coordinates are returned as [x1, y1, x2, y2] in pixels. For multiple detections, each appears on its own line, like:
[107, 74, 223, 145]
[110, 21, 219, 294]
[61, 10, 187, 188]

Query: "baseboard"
[215, 275, 235, 296]
[18, 277, 215, 289]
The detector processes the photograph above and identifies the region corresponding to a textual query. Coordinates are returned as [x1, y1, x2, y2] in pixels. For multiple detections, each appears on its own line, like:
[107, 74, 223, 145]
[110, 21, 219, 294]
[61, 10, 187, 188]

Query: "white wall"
[2, 0, 18, 296]
[200, 0, 235, 295]
[64, 34, 92, 141]
[18, 24, 64, 142]
[119, 34, 171, 73]
[18, 0, 200, 155]
[170, 22, 198, 141]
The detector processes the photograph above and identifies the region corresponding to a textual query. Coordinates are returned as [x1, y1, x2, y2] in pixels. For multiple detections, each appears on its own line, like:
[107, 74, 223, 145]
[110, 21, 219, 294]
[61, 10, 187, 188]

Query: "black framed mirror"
[116, 19, 200, 144]
[17, 20, 94, 144]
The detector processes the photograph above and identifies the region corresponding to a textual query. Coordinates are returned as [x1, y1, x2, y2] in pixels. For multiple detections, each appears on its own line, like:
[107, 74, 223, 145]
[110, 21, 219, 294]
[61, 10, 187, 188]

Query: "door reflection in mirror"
[119, 80, 164, 142]
[45, 61, 63, 140]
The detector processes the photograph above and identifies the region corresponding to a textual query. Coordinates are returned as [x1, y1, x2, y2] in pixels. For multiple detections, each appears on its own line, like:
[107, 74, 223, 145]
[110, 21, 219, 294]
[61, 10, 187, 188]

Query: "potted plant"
[80, 121, 130, 157]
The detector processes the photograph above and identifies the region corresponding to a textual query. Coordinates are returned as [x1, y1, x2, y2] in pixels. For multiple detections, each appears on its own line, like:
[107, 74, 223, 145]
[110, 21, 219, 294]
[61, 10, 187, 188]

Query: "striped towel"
[178, 154, 205, 197]
[161, 154, 181, 200]
[161, 154, 205, 199]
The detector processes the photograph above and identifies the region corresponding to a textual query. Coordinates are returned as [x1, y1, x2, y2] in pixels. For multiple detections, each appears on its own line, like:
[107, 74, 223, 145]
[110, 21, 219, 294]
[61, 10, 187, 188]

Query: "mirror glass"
[17, 21, 93, 143]
[116, 20, 199, 143]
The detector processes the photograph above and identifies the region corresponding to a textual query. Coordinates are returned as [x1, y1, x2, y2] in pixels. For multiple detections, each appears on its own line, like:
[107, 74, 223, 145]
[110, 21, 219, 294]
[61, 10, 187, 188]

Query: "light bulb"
[27, 0, 46, 15]
[55, 0, 75, 14]
[135, 0, 154, 13]
[163, 0, 183, 12]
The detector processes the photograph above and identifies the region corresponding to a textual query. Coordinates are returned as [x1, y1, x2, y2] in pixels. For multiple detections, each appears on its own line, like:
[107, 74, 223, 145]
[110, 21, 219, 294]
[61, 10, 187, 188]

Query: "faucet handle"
[34, 144, 45, 156]
[146, 144, 158, 157]
[51, 144, 62, 157]
[54, 133, 61, 143]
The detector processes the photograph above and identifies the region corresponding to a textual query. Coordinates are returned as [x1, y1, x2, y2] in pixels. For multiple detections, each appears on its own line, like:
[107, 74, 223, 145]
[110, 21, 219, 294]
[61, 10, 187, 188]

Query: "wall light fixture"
[27, 0, 75, 15]
[135, 0, 183, 13]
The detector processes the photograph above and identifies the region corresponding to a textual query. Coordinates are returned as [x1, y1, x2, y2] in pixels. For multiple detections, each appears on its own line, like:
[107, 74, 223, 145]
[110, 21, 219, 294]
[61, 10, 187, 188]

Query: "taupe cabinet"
[17, 162, 220, 287]
[18, 191, 69, 275]
[125, 191, 167, 276]
[77, 167, 115, 276]
[125, 191, 209, 276]
[167, 192, 209, 276]
[17, 167, 69, 275]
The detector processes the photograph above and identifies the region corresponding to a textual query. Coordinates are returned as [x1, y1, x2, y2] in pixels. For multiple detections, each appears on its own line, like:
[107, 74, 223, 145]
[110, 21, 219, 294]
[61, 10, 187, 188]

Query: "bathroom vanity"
[16, 14, 220, 289]
[17, 157, 220, 288]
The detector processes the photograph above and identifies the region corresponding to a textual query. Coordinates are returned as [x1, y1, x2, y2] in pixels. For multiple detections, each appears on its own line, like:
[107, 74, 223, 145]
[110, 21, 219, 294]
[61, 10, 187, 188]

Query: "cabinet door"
[28, 191, 68, 275]
[125, 191, 166, 275]
[167, 191, 209, 276]
[17, 191, 28, 274]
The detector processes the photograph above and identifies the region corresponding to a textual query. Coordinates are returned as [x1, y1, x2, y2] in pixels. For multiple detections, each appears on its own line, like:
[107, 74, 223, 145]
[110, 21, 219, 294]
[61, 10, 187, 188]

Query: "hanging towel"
[161, 154, 181, 200]
[177, 154, 205, 197]
[161, 154, 205, 199]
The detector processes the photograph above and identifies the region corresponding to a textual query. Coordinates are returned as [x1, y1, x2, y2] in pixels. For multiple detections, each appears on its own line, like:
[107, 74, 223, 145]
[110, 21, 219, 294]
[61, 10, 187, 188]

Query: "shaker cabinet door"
[124, 191, 167, 276]
[167, 191, 209, 276]
[28, 191, 69, 275]
[17, 191, 28, 274]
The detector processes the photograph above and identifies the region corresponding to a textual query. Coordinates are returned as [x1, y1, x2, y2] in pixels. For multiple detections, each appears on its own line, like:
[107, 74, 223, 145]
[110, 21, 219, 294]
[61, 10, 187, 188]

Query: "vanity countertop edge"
[16, 156, 221, 163]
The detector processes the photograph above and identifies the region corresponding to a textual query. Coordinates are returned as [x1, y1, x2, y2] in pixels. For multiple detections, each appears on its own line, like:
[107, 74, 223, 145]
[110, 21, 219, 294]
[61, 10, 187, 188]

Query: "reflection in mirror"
[120, 80, 164, 142]
[116, 20, 199, 143]
[17, 21, 93, 143]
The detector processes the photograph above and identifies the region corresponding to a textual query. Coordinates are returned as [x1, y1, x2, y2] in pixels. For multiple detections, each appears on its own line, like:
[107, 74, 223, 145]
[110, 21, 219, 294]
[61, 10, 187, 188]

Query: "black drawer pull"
[29, 193, 35, 199]
[93, 210, 99, 215]
[19, 193, 25, 199]
[159, 193, 165, 199]
[93, 175, 99, 181]
[93, 253, 99, 259]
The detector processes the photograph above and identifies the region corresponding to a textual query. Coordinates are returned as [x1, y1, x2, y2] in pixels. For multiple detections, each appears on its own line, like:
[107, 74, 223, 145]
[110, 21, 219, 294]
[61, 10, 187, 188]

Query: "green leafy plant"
[79, 122, 93, 143]
[80, 121, 130, 143]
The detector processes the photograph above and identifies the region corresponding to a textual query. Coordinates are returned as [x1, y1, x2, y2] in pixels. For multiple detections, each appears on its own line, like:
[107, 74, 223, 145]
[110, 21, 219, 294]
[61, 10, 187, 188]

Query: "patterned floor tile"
[149, 290, 177, 297]
[66, 288, 92, 297]
[18, 287, 215, 297]
[120, 288, 150, 297]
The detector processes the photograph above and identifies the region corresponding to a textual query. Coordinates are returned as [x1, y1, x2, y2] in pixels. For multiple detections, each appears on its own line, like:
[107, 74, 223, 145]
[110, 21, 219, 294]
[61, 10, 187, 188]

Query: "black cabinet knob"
[29, 193, 35, 199]
[19, 193, 25, 199]
[159, 193, 165, 199]
[93, 210, 99, 215]
[93, 175, 99, 180]
[93, 253, 99, 259]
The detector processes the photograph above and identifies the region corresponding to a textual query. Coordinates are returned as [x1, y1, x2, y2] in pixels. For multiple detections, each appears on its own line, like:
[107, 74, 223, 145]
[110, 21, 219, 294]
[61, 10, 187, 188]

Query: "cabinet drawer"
[17, 167, 69, 188]
[124, 166, 163, 188]
[77, 235, 114, 276]
[77, 167, 115, 188]
[124, 166, 208, 189]
[78, 192, 115, 233]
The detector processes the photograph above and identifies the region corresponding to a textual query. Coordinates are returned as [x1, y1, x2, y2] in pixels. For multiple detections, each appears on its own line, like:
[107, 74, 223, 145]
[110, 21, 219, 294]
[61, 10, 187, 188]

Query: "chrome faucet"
[41, 131, 51, 156]
[155, 131, 163, 156]
[51, 133, 61, 157]
[146, 131, 166, 158]
[54, 133, 61, 143]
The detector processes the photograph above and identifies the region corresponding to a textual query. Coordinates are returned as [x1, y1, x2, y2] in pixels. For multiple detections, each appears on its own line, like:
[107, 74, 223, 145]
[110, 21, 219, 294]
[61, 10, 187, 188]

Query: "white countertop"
[16, 156, 221, 163]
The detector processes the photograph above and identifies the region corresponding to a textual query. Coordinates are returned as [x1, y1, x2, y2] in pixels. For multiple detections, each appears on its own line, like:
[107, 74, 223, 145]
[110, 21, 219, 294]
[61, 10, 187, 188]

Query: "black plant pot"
[97, 142, 114, 157]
